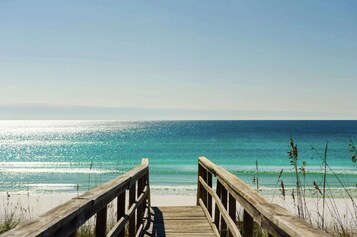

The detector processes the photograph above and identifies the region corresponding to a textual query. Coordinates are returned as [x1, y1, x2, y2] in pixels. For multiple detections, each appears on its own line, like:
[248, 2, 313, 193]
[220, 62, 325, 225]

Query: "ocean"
[0, 120, 356, 196]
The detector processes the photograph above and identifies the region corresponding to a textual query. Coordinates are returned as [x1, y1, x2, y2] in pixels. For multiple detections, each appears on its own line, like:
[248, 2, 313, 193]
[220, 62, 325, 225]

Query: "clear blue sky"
[0, 0, 356, 119]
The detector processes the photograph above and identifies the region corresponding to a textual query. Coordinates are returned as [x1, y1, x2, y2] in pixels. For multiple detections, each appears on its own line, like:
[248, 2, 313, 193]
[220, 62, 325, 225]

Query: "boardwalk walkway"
[1, 157, 331, 237]
[143, 206, 217, 237]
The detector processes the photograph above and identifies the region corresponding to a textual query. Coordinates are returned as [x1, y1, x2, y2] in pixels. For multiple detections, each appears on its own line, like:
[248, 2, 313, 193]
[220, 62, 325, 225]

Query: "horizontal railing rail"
[197, 156, 331, 237]
[2, 158, 150, 237]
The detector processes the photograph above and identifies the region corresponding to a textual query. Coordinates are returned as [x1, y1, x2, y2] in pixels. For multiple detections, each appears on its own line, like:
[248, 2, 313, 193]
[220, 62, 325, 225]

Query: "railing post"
[137, 175, 145, 231]
[117, 191, 126, 237]
[197, 163, 203, 205]
[228, 193, 236, 237]
[220, 185, 228, 237]
[243, 210, 253, 237]
[202, 167, 208, 206]
[145, 167, 151, 206]
[207, 172, 213, 216]
[215, 180, 222, 231]
[96, 206, 107, 237]
[129, 183, 136, 237]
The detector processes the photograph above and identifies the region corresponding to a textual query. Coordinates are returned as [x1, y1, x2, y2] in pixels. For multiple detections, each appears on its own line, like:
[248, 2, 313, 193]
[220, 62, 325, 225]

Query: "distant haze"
[1, 1, 356, 120]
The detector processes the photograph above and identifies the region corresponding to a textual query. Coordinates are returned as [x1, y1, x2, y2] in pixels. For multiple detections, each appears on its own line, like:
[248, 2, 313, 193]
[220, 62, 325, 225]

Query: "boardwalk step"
[141, 206, 217, 237]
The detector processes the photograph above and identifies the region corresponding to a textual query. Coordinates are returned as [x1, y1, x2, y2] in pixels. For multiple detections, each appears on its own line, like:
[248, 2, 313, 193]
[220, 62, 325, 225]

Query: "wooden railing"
[197, 157, 331, 237]
[2, 158, 150, 237]
[3, 157, 333, 237]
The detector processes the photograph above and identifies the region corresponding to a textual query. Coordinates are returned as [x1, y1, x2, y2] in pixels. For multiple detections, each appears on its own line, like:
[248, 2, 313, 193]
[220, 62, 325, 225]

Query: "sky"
[0, 0, 356, 120]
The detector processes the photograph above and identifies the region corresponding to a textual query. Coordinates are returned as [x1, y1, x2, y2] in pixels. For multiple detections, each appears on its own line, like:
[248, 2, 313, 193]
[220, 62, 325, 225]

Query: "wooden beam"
[243, 210, 253, 237]
[214, 180, 222, 231]
[136, 176, 145, 231]
[129, 183, 137, 237]
[221, 186, 228, 237]
[207, 172, 213, 216]
[117, 191, 126, 237]
[96, 206, 107, 237]
[197, 163, 203, 205]
[229, 193, 237, 237]
[202, 167, 208, 207]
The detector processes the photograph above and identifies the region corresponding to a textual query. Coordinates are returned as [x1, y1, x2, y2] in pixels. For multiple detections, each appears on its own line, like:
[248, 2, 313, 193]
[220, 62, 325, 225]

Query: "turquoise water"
[0, 120, 356, 195]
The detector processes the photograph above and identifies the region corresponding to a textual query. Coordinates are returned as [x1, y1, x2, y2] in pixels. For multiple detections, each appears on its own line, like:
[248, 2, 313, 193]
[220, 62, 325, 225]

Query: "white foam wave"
[0, 168, 119, 174]
[26, 183, 77, 187]
[0, 140, 99, 146]
[0, 162, 121, 168]
[25, 183, 78, 191]
[151, 185, 197, 191]
[0, 162, 73, 167]
[231, 166, 357, 175]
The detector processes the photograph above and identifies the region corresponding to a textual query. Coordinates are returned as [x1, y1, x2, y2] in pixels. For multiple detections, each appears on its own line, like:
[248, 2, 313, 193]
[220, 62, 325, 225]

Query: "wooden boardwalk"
[2, 157, 331, 237]
[142, 206, 217, 237]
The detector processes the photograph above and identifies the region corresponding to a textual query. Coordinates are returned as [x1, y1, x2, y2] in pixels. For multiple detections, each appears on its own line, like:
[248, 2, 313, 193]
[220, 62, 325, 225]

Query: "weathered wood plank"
[153, 216, 207, 221]
[152, 222, 211, 229]
[154, 211, 204, 217]
[142, 206, 217, 237]
[257, 202, 330, 237]
[142, 231, 217, 237]
[157, 206, 204, 211]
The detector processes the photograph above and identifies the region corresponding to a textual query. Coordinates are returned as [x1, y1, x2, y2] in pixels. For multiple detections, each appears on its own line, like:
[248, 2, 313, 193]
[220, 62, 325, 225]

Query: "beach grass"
[0, 212, 20, 234]
[77, 224, 95, 237]
[267, 137, 357, 236]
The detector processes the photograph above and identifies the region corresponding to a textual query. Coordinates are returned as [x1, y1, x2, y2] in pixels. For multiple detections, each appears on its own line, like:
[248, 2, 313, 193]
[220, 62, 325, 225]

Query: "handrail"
[197, 156, 331, 237]
[2, 158, 150, 237]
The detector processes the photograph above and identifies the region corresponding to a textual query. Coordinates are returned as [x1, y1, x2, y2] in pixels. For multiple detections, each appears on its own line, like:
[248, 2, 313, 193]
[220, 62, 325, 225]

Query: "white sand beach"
[1, 191, 356, 229]
[0, 192, 197, 222]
